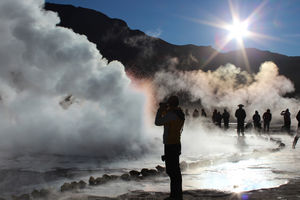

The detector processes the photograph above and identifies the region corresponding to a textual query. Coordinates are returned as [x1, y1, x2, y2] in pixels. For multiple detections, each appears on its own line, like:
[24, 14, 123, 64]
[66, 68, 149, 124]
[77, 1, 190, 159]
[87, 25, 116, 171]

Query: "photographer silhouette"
[155, 96, 185, 200]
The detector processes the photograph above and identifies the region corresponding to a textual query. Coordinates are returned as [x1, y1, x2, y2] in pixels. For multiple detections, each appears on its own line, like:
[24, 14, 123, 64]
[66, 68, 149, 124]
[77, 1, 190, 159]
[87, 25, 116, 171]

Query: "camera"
[161, 155, 166, 161]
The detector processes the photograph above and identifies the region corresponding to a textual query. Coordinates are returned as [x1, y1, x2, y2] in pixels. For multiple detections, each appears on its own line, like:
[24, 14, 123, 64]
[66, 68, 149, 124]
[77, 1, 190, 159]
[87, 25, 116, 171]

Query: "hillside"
[44, 3, 300, 95]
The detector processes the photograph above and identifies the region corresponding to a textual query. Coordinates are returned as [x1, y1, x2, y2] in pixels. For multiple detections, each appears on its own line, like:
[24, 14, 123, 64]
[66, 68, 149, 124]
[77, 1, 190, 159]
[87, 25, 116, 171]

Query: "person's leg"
[169, 154, 182, 199]
[287, 122, 291, 133]
[165, 145, 182, 200]
[293, 124, 300, 149]
[164, 145, 172, 197]
[237, 122, 241, 136]
[293, 136, 299, 149]
[225, 121, 229, 129]
[241, 122, 245, 136]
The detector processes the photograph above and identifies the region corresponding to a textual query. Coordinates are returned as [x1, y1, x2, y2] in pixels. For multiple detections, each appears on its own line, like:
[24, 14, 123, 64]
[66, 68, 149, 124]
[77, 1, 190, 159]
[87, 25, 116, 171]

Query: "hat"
[238, 104, 244, 107]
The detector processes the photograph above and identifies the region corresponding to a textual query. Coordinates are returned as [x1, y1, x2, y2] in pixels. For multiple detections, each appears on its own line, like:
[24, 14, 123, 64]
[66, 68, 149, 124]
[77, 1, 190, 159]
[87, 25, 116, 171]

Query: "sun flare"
[226, 20, 249, 42]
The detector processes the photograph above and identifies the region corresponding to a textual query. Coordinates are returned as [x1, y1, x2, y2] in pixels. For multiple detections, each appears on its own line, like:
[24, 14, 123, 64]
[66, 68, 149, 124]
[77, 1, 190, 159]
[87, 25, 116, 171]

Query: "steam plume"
[0, 0, 147, 157]
[154, 62, 299, 121]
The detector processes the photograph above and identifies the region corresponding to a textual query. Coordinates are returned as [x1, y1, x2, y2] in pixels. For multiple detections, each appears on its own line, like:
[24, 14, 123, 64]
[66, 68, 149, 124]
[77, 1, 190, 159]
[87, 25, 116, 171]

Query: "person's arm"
[155, 109, 172, 126]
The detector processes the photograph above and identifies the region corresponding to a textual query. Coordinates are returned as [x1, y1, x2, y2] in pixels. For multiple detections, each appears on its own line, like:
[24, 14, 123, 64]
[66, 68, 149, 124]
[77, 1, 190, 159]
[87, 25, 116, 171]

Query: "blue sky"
[46, 0, 300, 56]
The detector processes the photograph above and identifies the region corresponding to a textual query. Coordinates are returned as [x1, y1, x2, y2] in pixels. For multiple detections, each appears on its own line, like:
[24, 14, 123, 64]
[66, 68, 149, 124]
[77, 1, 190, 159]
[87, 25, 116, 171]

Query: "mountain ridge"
[44, 3, 300, 95]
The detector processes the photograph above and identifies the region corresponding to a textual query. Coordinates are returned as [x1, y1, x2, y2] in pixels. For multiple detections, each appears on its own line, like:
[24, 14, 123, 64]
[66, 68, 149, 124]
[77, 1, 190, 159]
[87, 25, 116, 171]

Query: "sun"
[226, 19, 249, 42]
[188, 0, 278, 71]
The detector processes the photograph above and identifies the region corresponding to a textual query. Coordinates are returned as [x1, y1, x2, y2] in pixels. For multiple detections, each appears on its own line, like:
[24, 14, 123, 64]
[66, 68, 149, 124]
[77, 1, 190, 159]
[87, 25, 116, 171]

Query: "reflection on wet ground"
[0, 130, 299, 197]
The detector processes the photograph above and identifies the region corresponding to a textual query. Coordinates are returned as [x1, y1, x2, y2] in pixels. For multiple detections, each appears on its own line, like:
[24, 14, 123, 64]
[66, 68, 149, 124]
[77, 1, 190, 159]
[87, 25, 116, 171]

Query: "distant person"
[185, 109, 190, 117]
[201, 108, 207, 117]
[263, 109, 272, 133]
[252, 110, 261, 131]
[192, 109, 199, 118]
[216, 111, 222, 127]
[235, 104, 246, 136]
[281, 109, 291, 133]
[212, 109, 218, 124]
[292, 110, 300, 149]
[297, 110, 300, 129]
[155, 95, 185, 200]
[222, 109, 230, 129]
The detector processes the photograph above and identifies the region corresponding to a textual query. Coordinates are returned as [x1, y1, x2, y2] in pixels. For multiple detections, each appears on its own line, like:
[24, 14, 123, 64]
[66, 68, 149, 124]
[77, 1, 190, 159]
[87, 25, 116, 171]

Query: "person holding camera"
[155, 95, 185, 200]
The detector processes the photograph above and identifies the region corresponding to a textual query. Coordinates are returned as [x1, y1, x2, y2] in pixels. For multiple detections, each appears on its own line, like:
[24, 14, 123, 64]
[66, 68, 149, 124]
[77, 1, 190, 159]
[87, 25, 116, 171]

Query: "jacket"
[155, 107, 185, 144]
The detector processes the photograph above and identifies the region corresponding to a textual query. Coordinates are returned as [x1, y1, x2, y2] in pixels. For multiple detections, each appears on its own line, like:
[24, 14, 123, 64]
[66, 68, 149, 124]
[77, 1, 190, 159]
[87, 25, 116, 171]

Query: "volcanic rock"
[120, 173, 130, 181]
[155, 165, 165, 173]
[129, 170, 140, 177]
[180, 161, 188, 171]
[95, 177, 106, 185]
[89, 176, 96, 185]
[78, 180, 87, 189]
[31, 188, 50, 198]
[61, 182, 72, 192]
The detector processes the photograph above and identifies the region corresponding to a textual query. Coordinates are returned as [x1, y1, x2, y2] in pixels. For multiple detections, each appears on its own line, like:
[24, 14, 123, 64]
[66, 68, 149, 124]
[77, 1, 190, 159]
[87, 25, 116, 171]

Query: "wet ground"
[1, 124, 300, 199]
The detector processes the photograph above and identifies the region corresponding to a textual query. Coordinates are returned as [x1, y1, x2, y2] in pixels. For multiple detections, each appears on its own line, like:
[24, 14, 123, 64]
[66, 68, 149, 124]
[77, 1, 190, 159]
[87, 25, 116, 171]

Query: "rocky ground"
[45, 178, 300, 200]
[5, 135, 300, 200]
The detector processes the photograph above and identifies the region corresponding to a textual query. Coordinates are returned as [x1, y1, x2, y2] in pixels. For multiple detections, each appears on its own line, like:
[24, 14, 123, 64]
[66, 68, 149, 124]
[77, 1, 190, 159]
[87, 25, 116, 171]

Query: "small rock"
[39, 189, 50, 197]
[102, 174, 111, 181]
[70, 181, 79, 189]
[180, 161, 188, 171]
[31, 190, 40, 198]
[279, 143, 286, 148]
[110, 175, 119, 180]
[95, 177, 106, 185]
[270, 148, 280, 152]
[155, 165, 165, 173]
[129, 170, 140, 177]
[148, 169, 158, 176]
[78, 180, 87, 189]
[61, 182, 72, 192]
[31, 188, 50, 198]
[89, 176, 96, 185]
[141, 168, 150, 177]
[120, 173, 130, 181]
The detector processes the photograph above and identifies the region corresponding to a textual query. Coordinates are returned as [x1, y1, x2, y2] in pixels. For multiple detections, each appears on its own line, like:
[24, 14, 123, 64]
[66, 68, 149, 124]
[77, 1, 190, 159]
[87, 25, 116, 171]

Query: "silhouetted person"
[222, 109, 230, 129]
[281, 109, 291, 133]
[212, 109, 218, 124]
[192, 109, 199, 118]
[292, 110, 300, 149]
[297, 110, 300, 128]
[216, 112, 222, 127]
[201, 108, 207, 117]
[252, 110, 261, 131]
[235, 104, 246, 136]
[155, 95, 185, 200]
[263, 109, 272, 133]
[185, 109, 190, 117]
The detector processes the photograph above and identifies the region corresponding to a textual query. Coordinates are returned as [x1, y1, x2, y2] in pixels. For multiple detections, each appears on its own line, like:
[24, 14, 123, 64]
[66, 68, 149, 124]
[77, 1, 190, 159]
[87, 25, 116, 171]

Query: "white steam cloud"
[0, 0, 148, 157]
[154, 62, 299, 122]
